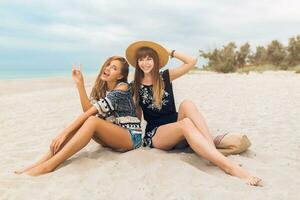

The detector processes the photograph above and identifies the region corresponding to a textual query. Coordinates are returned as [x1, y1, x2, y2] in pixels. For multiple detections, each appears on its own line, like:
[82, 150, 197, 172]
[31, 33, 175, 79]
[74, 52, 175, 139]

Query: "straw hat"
[125, 41, 169, 68]
[214, 133, 251, 156]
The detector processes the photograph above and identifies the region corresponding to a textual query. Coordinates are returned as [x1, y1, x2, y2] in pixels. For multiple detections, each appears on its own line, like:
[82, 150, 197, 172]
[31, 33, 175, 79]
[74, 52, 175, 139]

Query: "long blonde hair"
[90, 56, 129, 100]
[133, 47, 165, 109]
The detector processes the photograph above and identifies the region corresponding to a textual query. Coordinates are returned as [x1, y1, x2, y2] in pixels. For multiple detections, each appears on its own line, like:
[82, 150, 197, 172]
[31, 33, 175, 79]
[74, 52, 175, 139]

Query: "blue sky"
[1, 0, 300, 71]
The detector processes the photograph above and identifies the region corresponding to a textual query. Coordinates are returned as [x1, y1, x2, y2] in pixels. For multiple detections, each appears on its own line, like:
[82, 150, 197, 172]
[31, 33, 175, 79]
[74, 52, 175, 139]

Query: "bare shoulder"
[115, 82, 129, 91]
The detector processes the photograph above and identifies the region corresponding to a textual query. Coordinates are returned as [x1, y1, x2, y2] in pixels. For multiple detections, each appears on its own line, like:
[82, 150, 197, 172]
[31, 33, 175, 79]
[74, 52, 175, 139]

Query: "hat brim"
[125, 41, 169, 68]
[215, 133, 251, 156]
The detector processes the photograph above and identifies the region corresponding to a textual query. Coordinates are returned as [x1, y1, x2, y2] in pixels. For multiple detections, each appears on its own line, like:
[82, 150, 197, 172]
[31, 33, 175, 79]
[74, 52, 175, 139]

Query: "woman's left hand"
[50, 134, 67, 155]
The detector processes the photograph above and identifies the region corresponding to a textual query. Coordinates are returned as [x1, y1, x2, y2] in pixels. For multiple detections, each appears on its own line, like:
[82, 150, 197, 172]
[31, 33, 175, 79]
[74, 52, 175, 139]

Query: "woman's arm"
[52, 106, 98, 154]
[60, 106, 97, 138]
[167, 49, 198, 81]
[72, 65, 93, 112]
[52, 83, 128, 154]
[76, 83, 93, 112]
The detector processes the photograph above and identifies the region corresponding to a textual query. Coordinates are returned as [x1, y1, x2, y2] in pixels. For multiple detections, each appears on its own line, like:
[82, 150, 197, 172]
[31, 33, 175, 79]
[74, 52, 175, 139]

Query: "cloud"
[0, 0, 300, 69]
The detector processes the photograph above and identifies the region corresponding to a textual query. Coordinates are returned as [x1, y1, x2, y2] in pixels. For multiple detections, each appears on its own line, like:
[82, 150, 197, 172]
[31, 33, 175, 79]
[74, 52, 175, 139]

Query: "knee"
[87, 115, 97, 121]
[181, 117, 192, 124]
[180, 117, 193, 134]
[85, 115, 98, 125]
[179, 99, 195, 110]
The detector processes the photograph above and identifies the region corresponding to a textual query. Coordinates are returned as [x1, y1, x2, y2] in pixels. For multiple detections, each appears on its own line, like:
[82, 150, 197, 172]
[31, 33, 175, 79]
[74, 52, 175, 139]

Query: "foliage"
[199, 34, 300, 73]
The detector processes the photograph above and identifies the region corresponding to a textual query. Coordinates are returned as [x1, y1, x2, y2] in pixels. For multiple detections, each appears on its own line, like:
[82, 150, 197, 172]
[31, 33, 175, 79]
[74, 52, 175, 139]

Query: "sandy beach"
[1, 71, 300, 200]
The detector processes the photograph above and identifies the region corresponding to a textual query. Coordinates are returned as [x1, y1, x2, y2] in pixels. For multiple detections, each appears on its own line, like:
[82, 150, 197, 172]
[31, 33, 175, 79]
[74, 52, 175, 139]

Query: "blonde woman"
[15, 56, 142, 176]
[126, 41, 261, 186]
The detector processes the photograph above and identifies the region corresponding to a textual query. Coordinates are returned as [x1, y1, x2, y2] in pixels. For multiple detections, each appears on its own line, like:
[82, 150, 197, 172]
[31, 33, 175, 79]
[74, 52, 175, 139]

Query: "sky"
[0, 0, 300, 71]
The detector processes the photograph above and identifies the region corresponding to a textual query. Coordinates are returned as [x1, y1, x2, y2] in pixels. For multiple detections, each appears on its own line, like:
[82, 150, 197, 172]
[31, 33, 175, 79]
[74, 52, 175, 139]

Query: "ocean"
[0, 68, 102, 80]
[0, 66, 139, 80]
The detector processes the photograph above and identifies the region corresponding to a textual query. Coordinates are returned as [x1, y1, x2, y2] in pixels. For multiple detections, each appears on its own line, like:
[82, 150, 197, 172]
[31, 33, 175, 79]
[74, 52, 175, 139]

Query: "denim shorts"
[128, 129, 142, 149]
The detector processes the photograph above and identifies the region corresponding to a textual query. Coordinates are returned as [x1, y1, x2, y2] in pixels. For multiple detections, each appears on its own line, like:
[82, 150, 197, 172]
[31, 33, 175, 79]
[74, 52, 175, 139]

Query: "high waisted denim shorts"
[128, 129, 142, 149]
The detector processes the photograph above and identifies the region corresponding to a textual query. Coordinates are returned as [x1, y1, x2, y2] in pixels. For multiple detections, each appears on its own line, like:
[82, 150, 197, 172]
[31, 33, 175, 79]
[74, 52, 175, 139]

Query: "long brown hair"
[133, 47, 165, 109]
[90, 56, 129, 100]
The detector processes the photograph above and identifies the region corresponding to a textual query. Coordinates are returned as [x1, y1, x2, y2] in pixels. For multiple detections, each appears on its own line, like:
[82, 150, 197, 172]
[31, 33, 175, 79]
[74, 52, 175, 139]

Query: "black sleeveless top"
[138, 69, 178, 133]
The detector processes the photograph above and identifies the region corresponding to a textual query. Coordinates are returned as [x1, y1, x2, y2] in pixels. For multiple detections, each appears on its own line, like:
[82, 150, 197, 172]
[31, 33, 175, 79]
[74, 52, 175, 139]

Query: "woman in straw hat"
[15, 56, 142, 176]
[126, 41, 261, 186]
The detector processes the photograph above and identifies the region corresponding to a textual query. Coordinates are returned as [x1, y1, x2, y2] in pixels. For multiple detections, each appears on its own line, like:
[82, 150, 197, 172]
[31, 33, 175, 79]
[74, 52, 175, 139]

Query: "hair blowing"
[90, 56, 129, 100]
[133, 47, 165, 109]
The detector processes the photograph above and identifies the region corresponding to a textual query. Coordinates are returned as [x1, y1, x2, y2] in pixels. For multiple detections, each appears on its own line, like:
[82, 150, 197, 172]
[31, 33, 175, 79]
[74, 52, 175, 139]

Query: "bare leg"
[14, 127, 79, 174]
[152, 118, 261, 186]
[177, 99, 215, 147]
[15, 121, 107, 175]
[92, 135, 108, 147]
[14, 151, 52, 174]
[26, 116, 132, 176]
[15, 137, 108, 175]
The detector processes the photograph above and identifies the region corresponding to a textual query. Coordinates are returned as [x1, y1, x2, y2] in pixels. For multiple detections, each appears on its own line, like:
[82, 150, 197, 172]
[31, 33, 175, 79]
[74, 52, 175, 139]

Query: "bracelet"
[170, 50, 176, 58]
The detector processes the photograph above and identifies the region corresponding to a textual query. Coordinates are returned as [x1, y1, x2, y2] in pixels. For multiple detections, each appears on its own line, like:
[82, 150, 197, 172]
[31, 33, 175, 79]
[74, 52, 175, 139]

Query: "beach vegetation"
[199, 34, 300, 74]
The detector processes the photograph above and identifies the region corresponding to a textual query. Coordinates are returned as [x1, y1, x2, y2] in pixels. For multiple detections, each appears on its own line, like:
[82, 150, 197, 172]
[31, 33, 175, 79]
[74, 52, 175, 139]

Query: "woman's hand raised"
[72, 64, 84, 86]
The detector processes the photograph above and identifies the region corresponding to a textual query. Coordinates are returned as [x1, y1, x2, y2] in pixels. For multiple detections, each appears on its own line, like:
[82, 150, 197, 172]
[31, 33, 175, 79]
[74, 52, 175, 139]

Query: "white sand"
[1, 71, 300, 199]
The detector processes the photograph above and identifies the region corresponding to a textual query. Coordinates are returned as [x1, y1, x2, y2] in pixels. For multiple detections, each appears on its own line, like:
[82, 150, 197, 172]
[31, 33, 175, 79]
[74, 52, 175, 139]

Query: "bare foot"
[14, 169, 27, 175]
[14, 166, 34, 175]
[26, 164, 52, 176]
[14, 165, 41, 174]
[227, 164, 262, 186]
[245, 176, 262, 186]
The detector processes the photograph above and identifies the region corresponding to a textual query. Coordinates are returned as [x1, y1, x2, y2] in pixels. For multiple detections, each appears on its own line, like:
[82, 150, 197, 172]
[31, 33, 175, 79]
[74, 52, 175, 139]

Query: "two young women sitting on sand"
[15, 41, 261, 186]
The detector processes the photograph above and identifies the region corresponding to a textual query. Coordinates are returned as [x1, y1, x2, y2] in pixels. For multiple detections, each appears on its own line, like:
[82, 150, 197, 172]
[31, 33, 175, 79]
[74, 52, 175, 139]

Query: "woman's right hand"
[50, 134, 67, 155]
[72, 64, 84, 86]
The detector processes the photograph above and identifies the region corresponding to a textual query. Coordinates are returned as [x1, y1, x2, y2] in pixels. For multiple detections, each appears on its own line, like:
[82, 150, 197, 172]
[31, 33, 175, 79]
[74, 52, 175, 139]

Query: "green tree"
[266, 40, 286, 67]
[200, 42, 237, 73]
[286, 35, 300, 66]
[249, 46, 267, 66]
[236, 42, 251, 67]
[199, 34, 300, 72]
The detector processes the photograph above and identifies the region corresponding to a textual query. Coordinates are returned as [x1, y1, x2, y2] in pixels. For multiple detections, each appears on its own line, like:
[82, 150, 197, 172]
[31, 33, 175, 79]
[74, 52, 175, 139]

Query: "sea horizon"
[0, 67, 136, 80]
